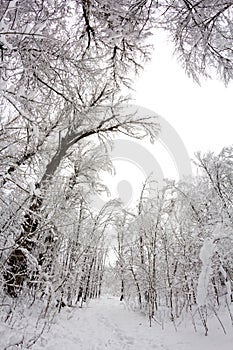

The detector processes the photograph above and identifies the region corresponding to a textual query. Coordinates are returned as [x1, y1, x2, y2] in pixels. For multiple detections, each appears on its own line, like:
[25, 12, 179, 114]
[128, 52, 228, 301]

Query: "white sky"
[132, 32, 233, 159]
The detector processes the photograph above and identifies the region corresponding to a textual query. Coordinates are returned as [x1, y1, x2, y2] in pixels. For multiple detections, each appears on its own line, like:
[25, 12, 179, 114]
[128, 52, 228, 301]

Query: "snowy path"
[34, 296, 233, 350]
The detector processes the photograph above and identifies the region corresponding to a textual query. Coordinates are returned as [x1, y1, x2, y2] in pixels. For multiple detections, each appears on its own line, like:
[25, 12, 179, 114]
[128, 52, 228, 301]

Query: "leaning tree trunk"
[3, 128, 87, 296]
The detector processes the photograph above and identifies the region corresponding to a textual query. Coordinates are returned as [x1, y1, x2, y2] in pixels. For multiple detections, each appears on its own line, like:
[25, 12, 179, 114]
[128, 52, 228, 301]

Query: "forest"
[0, 0, 233, 348]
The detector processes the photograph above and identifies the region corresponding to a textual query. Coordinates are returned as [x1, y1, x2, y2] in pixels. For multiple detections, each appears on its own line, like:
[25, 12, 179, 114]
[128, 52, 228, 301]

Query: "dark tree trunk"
[120, 279, 124, 301]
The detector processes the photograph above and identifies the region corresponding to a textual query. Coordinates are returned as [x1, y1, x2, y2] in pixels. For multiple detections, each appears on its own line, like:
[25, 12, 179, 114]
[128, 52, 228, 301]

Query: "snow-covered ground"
[28, 295, 233, 350]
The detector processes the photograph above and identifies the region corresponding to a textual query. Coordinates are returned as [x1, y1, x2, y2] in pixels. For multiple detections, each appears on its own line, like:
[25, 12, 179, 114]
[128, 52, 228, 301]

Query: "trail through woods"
[31, 296, 233, 350]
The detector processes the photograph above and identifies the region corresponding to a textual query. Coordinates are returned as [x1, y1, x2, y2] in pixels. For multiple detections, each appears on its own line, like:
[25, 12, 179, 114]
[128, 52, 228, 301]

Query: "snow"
[29, 295, 233, 350]
[197, 237, 216, 306]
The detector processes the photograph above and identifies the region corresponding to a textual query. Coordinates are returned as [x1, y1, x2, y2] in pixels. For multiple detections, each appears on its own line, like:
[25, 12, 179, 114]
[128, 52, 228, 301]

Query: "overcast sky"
[132, 32, 233, 159]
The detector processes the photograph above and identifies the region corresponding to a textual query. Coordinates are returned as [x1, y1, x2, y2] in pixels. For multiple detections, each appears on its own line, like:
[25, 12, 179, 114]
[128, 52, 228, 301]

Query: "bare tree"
[0, 0, 159, 299]
[114, 151, 233, 329]
[157, 0, 233, 83]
